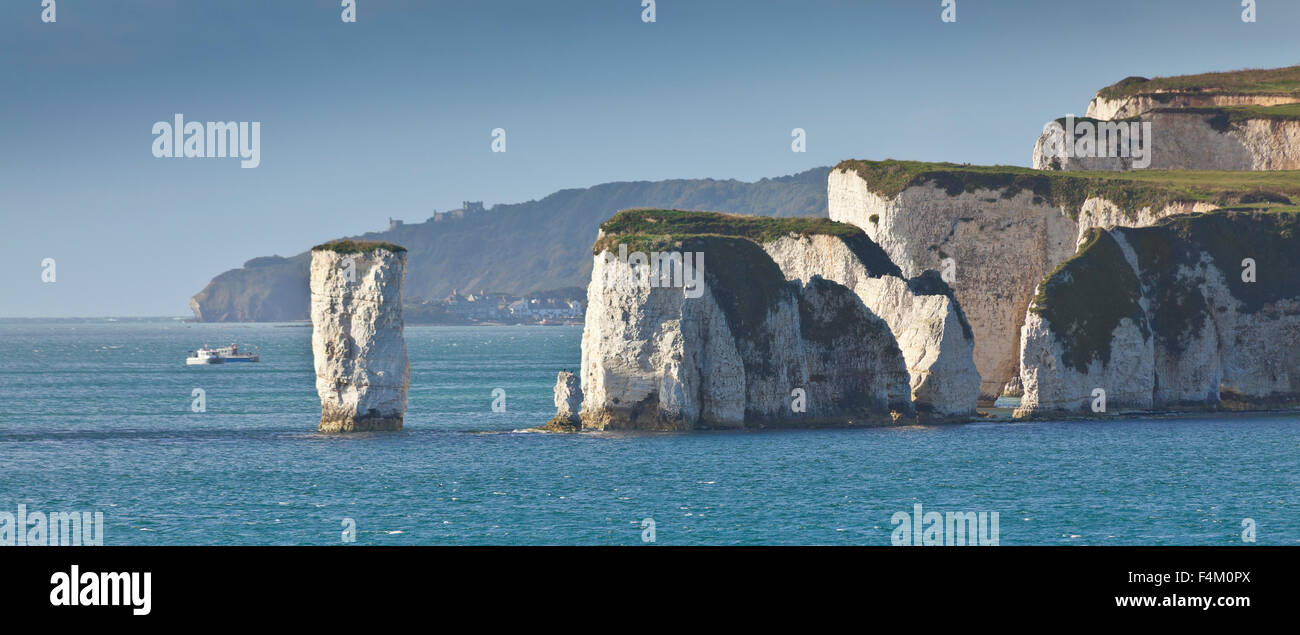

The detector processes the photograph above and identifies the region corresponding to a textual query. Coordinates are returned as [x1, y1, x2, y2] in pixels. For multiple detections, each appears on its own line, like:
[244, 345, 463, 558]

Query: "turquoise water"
[0, 319, 1295, 545]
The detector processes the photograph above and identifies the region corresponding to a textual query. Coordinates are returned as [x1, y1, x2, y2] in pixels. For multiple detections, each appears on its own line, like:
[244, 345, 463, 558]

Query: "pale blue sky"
[2, 0, 1297, 316]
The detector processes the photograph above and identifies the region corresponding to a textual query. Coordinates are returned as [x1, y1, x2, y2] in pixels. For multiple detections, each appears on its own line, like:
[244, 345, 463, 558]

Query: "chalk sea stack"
[540, 371, 583, 432]
[573, 210, 936, 430]
[310, 240, 410, 433]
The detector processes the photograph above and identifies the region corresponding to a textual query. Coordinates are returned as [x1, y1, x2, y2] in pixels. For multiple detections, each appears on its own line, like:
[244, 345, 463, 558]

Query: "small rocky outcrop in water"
[1016, 210, 1300, 417]
[540, 371, 582, 432]
[310, 240, 410, 432]
[575, 211, 920, 431]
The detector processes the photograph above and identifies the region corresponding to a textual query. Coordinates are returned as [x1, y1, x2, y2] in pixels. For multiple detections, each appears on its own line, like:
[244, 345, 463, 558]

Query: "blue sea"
[0, 319, 1295, 545]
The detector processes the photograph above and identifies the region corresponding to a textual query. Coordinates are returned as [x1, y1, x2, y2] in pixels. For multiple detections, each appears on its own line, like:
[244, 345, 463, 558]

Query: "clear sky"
[2, 0, 1297, 317]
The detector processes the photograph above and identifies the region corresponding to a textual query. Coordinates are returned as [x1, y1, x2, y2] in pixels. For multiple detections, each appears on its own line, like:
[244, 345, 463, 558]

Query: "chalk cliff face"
[1016, 211, 1300, 416]
[579, 233, 913, 430]
[189, 255, 310, 322]
[310, 242, 411, 433]
[762, 234, 978, 419]
[1034, 111, 1300, 171]
[827, 161, 1239, 402]
[1037, 67, 1300, 172]
[1086, 93, 1300, 121]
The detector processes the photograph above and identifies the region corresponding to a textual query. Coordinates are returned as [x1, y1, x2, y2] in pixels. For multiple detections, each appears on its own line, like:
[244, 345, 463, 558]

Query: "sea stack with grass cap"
[310, 240, 410, 432]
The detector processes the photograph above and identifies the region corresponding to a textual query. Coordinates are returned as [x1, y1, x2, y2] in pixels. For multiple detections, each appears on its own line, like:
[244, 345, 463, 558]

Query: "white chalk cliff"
[310, 242, 411, 432]
[1086, 92, 1299, 121]
[1034, 111, 1300, 172]
[828, 162, 1227, 402]
[1037, 67, 1300, 171]
[762, 234, 978, 419]
[578, 231, 914, 430]
[1016, 212, 1300, 416]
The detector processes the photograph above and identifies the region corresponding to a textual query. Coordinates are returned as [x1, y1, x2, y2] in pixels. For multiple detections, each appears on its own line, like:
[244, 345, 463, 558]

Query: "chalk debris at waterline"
[310, 240, 411, 433]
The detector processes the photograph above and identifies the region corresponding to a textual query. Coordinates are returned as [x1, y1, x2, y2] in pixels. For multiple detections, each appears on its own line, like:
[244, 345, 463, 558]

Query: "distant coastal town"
[404, 287, 584, 325]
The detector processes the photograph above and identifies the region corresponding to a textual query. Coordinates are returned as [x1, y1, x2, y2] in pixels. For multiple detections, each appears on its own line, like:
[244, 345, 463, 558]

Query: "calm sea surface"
[0, 319, 1295, 545]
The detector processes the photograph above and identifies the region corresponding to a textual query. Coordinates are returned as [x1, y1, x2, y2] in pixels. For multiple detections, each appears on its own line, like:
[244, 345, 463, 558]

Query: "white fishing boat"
[185, 343, 260, 365]
[185, 347, 225, 365]
[212, 343, 259, 362]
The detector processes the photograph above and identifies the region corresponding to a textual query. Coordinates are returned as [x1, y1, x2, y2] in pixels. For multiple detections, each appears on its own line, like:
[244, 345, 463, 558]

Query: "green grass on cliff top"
[1161, 103, 1300, 122]
[1096, 65, 1300, 99]
[594, 209, 902, 277]
[597, 209, 860, 249]
[1059, 103, 1300, 126]
[835, 159, 1300, 217]
[312, 239, 407, 254]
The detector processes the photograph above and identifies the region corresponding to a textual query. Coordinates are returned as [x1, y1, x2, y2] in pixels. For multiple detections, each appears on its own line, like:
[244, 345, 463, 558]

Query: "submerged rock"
[310, 241, 410, 432]
[1016, 211, 1300, 416]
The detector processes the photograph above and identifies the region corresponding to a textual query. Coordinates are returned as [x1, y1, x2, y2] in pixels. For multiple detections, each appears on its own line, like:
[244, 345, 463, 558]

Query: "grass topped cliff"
[1057, 103, 1300, 128]
[1031, 209, 1300, 372]
[1096, 65, 1300, 99]
[312, 239, 407, 254]
[835, 159, 1300, 217]
[1154, 103, 1300, 124]
[595, 209, 901, 277]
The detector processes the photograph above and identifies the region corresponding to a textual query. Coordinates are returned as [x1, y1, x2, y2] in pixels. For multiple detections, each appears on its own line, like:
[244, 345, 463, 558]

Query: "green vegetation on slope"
[835, 159, 1300, 218]
[312, 239, 407, 254]
[595, 209, 902, 277]
[1031, 209, 1300, 371]
[1030, 229, 1149, 373]
[684, 235, 793, 375]
[1096, 65, 1300, 100]
[191, 168, 832, 321]
[1135, 209, 1300, 315]
[1153, 103, 1300, 125]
